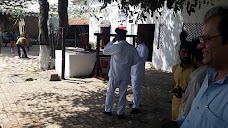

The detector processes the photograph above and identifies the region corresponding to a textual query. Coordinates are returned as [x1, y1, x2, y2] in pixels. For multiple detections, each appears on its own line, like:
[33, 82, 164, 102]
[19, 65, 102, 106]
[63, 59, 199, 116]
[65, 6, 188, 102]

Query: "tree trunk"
[38, 0, 50, 70]
[56, 0, 68, 50]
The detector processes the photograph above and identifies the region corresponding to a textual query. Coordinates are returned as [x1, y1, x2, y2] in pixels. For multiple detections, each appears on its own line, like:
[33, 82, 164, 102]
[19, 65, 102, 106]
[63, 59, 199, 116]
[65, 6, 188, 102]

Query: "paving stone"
[0, 46, 172, 127]
[2, 118, 10, 124]
[0, 113, 7, 119]
[4, 107, 12, 111]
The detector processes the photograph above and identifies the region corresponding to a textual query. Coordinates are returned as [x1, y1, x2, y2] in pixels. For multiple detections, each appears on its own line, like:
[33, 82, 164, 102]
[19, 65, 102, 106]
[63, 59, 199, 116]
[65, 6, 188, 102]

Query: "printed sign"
[117, 9, 127, 30]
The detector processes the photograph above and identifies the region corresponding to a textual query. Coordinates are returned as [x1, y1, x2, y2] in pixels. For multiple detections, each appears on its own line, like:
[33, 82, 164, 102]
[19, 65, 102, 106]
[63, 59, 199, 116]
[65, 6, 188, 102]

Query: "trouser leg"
[5, 41, 8, 47]
[17, 44, 21, 57]
[21, 45, 28, 58]
[117, 80, 129, 115]
[105, 77, 118, 112]
[132, 76, 143, 109]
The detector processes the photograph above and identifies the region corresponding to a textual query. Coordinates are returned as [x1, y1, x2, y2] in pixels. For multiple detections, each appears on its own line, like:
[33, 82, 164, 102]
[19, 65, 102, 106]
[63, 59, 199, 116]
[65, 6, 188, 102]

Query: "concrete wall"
[18, 16, 39, 39]
[25, 16, 39, 38]
[55, 48, 96, 78]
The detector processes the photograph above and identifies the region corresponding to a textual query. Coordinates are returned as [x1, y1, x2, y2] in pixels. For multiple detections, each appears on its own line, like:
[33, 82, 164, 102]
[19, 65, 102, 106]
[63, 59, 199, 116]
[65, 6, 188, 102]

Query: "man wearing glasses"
[160, 6, 228, 128]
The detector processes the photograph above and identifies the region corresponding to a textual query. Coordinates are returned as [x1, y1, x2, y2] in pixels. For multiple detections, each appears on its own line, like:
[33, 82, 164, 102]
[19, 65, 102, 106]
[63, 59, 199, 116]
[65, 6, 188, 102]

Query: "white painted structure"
[87, 0, 228, 72]
[55, 48, 96, 78]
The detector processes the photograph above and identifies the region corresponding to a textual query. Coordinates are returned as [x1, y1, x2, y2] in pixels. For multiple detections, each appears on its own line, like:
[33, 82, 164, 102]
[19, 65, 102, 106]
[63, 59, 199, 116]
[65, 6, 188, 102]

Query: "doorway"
[137, 24, 155, 62]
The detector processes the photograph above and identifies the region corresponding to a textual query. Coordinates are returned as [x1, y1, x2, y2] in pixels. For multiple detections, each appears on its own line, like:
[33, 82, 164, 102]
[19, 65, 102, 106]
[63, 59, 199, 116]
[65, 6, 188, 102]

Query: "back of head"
[136, 32, 144, 43]
[115, 28, 127, 40]
[137, 32, 144, 39]
[180, 30, 188, 42]
[204, 6, 228, 43]
[191, 38, 203, 62]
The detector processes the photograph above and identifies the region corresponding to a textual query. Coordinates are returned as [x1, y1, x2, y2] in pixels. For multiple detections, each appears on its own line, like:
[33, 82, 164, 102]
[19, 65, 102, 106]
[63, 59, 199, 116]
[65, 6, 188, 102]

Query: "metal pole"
[61, 27, 65, 79]
[74, 27, 77, 48]
[0, 29, 2, 52]
[0, 37, 1, 53]
[50, 27, 55, 58]
[52, 30, 55, 58]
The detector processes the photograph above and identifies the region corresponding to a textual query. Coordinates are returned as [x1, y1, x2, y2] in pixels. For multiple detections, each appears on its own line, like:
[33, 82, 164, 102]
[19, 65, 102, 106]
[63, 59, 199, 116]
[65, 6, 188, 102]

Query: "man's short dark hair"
[204, 6, 228, 43]
[180, 41, 192, 51]
[180, 30, 188, 41]
[191, 38, 203, 62]
[137, 32, 144, 38]
[180, 31, 187, 37]
[115, 28, 127, 40]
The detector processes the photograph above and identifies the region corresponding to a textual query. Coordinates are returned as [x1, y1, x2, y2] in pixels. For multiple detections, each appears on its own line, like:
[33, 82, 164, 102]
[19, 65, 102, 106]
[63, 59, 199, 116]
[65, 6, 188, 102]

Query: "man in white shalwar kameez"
[130, 33, 149, 114]
[103, 28, 140, 119]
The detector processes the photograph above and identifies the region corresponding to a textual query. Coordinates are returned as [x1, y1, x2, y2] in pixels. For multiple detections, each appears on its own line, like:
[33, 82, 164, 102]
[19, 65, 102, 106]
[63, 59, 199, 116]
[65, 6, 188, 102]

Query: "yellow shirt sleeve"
[16, 37, 26, 45]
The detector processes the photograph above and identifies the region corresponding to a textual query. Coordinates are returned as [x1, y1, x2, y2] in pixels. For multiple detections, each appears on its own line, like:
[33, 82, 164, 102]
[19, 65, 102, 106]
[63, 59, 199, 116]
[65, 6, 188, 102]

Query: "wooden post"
[0, 37, 1, 53]
[74, 27, 77, 48]
[61, 27, 66, 79]
[92, 34, 103, 79]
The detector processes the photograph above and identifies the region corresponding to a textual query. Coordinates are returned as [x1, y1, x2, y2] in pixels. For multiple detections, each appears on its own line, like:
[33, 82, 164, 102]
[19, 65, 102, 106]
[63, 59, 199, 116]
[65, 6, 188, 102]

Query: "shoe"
[103, 111, 112, 116]
[129, 103, 142, 107]
[117, 114, 125, 119]
[130, 108, 140, 114]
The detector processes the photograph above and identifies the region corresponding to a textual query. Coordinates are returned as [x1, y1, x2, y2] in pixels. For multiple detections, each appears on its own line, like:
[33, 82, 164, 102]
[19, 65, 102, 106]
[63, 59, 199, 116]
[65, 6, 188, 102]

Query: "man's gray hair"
[203, 6, 228, 23]
[203, 6, 228, 42]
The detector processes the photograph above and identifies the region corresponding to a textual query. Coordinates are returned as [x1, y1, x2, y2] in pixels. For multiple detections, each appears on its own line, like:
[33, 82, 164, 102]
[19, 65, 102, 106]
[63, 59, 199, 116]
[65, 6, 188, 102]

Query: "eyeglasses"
[198, 35, 221, 43]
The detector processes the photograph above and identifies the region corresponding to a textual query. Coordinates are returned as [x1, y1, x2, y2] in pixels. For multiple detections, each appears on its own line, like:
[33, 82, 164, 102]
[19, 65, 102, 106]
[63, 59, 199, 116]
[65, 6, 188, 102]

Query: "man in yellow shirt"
[16, 34, 28, 58]
[171, 42, 194, 120]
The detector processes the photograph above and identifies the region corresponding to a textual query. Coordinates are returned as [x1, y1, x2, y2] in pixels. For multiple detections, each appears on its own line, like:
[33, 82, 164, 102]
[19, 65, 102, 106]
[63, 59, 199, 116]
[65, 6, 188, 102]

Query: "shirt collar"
[207, 67, 228, 85]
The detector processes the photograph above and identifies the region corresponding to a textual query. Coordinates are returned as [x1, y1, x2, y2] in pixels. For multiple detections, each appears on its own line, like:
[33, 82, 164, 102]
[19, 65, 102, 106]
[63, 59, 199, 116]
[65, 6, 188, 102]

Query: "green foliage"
[0, 0, 36, 9]
[8, 14, 18, 26]
[0, 0, 39, 16]
[98, 0, 214, 21]
[0, 0, 39, 29]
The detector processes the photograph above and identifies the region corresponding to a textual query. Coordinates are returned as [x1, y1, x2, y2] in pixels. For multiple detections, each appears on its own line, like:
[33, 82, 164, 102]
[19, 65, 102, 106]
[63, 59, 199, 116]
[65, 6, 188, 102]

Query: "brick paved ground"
[0, 46, 173, 128]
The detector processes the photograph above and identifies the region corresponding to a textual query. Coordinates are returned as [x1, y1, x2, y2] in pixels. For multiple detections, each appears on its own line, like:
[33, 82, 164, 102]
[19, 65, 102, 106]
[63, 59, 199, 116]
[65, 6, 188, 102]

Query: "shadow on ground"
[15, 69, 173, 128]
[0, 45, 39, 58]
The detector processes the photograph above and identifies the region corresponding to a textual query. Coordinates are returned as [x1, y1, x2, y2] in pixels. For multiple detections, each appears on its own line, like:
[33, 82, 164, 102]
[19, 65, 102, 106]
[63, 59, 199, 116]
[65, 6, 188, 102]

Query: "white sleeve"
[138, 46, 149, 62]
[103, 41, 120, 55]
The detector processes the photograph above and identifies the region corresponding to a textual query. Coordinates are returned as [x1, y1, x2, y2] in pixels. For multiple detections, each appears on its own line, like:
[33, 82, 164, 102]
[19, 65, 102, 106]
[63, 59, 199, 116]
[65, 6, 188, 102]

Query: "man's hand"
[160, 118, 179, 128]
[112, 37, 117, 42]
[172, 86, 184, 98]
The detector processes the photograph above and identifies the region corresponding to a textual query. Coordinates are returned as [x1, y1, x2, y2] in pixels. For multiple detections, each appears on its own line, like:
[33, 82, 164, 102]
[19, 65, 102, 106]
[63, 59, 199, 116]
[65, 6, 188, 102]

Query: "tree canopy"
[0, 0, 39, 16]
[98, 0, 214, 21]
